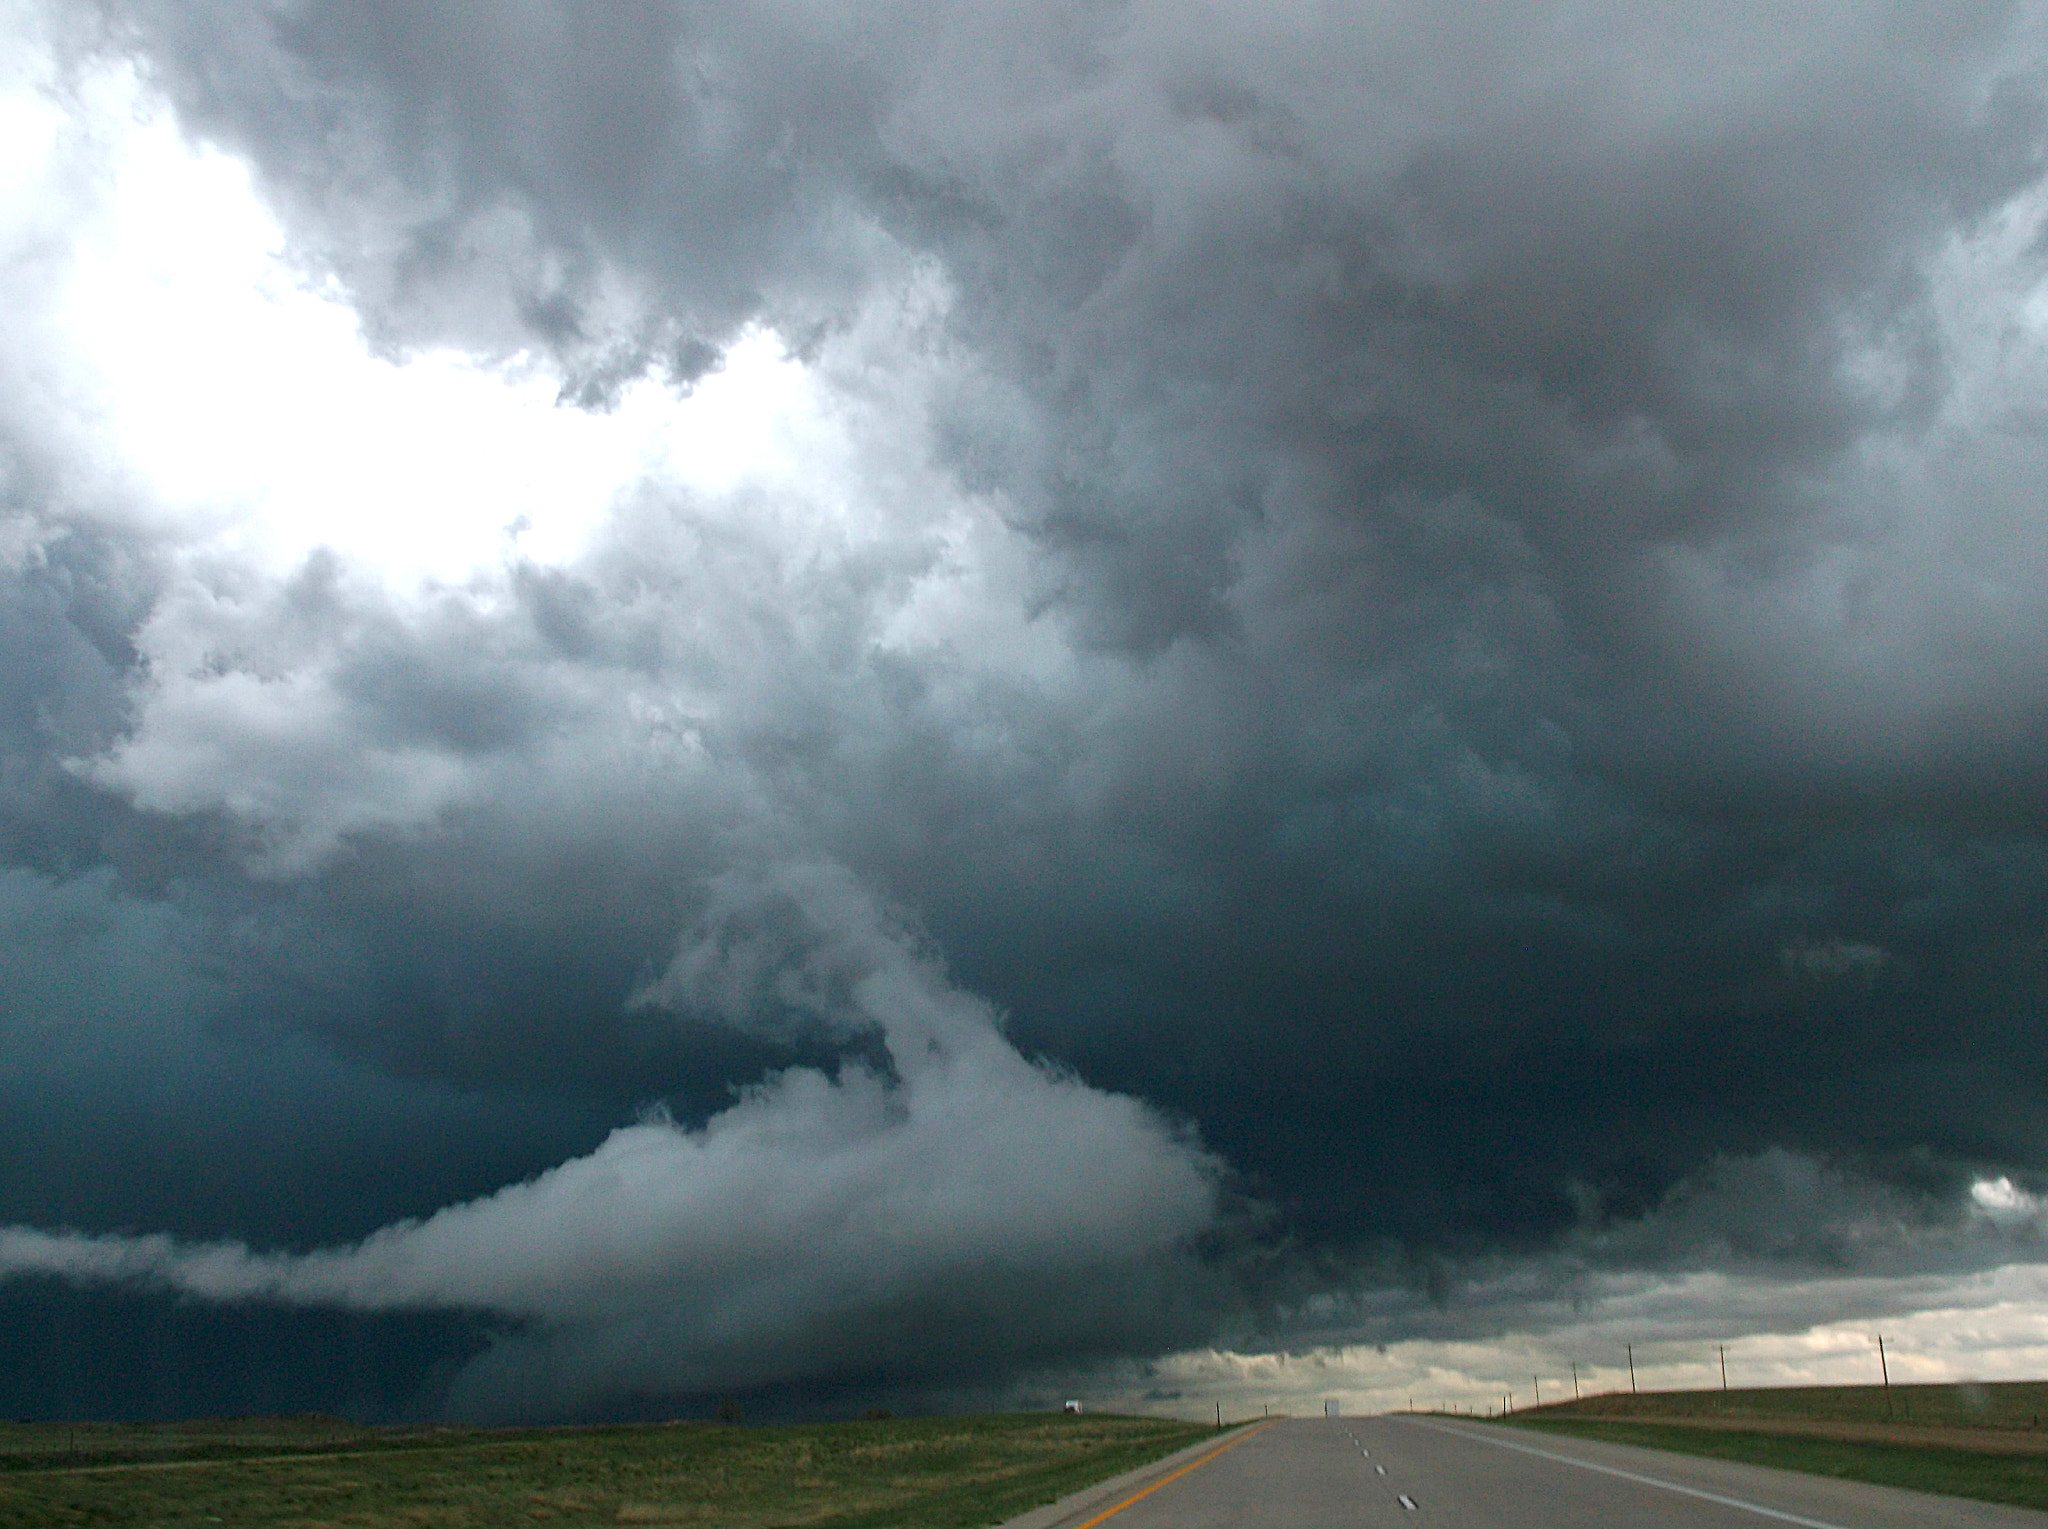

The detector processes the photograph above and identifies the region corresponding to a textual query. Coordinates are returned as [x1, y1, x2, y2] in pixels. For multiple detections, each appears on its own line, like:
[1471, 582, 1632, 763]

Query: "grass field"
[0, 1411, 1220, 1529]
[1519, 1379, 2048, 1432]
[1499, 1381, 2048, 1513]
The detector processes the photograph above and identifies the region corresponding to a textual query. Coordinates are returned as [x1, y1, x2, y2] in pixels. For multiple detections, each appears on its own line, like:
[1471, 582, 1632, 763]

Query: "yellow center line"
[1067, 1420, 1278, 1529]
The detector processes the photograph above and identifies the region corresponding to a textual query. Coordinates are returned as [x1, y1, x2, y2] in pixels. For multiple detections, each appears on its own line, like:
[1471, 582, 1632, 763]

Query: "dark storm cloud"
[5, 0, 2048, 1417]
[2, 863, 1229, 1419]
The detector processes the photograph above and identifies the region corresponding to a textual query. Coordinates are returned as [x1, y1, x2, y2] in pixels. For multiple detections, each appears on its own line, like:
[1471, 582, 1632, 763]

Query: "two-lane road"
[1016, 1416, 2048, 1528]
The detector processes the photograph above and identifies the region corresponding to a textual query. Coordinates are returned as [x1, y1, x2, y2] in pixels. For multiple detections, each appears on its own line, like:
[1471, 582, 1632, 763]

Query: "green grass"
[1521, 1379, 2048, 1431]
[1507, 1415, 2048, 1513]
[0, 1412, 1221, 1529]
[0, 1416, 405, 1472]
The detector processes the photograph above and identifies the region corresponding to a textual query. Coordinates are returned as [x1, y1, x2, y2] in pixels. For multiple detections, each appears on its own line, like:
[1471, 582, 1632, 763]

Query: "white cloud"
[77, 659, 476, 877]
[2, 52, 643, 586]
[1972, 1175, 2044, 1222]
[0, 39, 1064, 872]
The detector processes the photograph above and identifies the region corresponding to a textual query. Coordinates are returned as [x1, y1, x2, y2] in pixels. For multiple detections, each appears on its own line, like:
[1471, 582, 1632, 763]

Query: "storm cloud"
[3, 0, 2048, 1419]
[3, 865, 1224, 1418]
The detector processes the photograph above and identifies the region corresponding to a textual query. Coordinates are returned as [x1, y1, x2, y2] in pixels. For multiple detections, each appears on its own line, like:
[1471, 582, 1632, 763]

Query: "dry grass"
[1497, 1381, 2048, 1513]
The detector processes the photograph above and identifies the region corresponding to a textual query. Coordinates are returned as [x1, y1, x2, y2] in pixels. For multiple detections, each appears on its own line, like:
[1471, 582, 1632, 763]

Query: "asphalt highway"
[1005, 1416, 2048, 1529]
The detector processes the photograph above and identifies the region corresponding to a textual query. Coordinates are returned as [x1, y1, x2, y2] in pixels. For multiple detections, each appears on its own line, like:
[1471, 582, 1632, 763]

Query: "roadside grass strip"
[1508, 1417, 2048, 1515]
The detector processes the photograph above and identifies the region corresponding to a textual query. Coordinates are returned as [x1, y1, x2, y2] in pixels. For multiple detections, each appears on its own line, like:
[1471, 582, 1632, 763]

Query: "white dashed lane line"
[1358, 1435, 1407, 1512]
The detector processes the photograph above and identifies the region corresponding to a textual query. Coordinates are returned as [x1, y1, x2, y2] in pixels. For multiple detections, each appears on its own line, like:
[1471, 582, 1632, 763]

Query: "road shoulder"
[993, 1424, 1262, 1529]
[1408, 1416, 2048, 1528]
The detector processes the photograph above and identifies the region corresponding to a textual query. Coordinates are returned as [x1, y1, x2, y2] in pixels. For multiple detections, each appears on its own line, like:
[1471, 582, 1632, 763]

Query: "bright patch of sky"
[1122, 1262, 2048, 1421]
[1, 52, 830, 593]
[1973, 1176, 2045, 1221]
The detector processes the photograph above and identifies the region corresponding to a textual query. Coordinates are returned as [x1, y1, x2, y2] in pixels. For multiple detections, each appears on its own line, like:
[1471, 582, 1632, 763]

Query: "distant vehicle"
[1063, 1400, 1083, 1414]
[1325, 1400, 1340, 1417]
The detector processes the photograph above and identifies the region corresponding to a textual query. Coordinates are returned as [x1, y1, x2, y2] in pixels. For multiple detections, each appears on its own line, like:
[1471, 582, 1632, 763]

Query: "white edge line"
[1403, 1419, 1851, 1529]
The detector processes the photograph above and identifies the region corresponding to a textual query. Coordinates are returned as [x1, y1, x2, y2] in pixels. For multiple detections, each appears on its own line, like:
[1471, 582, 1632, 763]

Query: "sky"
[4, 0, 2048, 1425]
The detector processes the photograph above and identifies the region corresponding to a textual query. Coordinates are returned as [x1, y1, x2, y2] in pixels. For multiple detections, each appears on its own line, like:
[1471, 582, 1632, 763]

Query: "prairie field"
[0, 1411, 1215, 1529]
[1525, 1378, 2048, 1434]
[1501, 1381, 2048, 1512]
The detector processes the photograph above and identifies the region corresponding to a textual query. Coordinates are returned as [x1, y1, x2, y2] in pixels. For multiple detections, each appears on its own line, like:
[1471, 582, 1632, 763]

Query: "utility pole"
[1571, 1362, 1580, 1400]
[1216, 1401, 1222, 1429]
[1533, 1375, 1541, 1408]
[1720, 1345, 1728, 1392]
[1878, 1335, 1892, 1420]
[1627, 1344, 1637, 1395]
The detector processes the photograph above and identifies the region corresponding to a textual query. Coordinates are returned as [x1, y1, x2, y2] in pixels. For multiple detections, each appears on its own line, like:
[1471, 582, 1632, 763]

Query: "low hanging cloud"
[0, 864, 1225, 1416]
